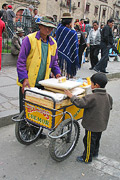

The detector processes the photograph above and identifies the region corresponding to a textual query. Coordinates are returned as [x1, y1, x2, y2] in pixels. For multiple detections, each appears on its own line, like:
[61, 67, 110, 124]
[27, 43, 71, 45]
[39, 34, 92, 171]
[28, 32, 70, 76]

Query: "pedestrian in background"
[0, 11, 5, 70]
[56, 13, 79, 78]
[33, 8, 39, 19]
[84, 18, 91, 62]
[64, 72, 113, 163]
[1, 3, 8, 23]
[11, 27, 24, 56]
[79, 18, 85, 32]
[94, 19, 118, 73]
[87, 21, 101, 70]
[7, 5, 15, 38]
[32, 8, 40, 32]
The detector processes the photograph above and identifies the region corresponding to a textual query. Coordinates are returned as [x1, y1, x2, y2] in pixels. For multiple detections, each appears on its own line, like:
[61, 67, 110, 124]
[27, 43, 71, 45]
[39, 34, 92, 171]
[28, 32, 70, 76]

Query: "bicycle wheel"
[15, 111, 42, 145]
[49, 119, 80, 162]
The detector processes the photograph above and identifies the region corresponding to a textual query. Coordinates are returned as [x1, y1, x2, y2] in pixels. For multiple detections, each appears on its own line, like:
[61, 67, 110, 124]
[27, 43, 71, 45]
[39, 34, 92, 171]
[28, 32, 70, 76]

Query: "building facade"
[0, 0, 120, 25]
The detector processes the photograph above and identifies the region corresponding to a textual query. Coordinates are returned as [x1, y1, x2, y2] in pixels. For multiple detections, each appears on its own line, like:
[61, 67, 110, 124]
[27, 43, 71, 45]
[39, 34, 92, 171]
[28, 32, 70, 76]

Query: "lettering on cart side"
[28, 113, 49, 126]
[26, 103, 50, 120]
[73, 108, 81, 118]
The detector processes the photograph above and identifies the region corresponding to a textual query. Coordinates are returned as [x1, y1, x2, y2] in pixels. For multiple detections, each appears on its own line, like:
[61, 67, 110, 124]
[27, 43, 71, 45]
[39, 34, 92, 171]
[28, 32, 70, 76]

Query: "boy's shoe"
[76, 156, 91, 163]
[93, 153, 98, 158]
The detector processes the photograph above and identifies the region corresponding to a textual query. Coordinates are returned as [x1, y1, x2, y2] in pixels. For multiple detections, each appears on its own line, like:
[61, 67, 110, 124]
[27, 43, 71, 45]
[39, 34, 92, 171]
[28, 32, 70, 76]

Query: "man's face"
[93, 23, 98, 31]
[108, 22, 114, 28]
[4, 5, 8, 10]
[81, 20, 84, 24]
[19, 32, 24, 37]
[34, 9, 38, 15]
[39, 25, 53, 36]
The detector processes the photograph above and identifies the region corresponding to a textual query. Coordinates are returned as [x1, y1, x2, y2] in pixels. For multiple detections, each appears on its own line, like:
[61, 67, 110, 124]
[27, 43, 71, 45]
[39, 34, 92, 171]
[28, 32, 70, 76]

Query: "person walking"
[11, 27, 24, 56]
[64, 72, 113, 163]
[0, 11, 5, 70]
[56, 13, 79, 78]
[87, 21, 101, 69]
[94, 19, 117, 73]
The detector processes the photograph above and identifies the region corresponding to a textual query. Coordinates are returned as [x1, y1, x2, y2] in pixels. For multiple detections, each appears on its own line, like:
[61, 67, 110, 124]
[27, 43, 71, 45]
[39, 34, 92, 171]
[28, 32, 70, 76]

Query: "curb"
[107, 72, 120, 79]
[0, 72, 120, 128]
[0, 114, 15, 128]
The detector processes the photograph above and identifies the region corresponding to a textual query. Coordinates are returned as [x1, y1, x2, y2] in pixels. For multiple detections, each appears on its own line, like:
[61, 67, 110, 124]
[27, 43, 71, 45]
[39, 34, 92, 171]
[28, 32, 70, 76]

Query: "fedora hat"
[36, 16, 56, 28]
[61, 13, 73, 19]
[16, 27, 24, 34]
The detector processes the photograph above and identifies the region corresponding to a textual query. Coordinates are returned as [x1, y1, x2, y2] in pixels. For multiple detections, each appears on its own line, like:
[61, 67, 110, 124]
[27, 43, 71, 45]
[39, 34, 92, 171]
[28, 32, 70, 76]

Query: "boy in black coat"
[64, 72, 113, 163]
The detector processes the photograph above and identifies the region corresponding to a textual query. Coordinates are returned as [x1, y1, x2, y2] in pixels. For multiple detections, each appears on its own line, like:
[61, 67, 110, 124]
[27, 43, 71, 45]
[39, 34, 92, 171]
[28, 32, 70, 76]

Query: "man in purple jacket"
[17, 16, 61, 138]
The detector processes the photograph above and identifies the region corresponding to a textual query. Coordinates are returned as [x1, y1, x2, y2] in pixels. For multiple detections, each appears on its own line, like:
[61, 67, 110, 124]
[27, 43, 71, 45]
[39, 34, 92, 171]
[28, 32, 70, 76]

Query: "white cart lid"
[38, 78, 82, 90]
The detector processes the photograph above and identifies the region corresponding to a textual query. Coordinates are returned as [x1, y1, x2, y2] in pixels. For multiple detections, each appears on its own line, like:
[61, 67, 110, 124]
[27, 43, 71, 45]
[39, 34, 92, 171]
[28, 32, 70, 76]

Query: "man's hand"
[56, 74, 61, 78]
[22, 79, 30, 94]
[64, 90, 73, 98]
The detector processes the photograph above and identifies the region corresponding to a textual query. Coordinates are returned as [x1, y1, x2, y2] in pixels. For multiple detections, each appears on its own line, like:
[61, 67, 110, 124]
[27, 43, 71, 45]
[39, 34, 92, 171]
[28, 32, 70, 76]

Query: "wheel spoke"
[49, 120, 80, 161]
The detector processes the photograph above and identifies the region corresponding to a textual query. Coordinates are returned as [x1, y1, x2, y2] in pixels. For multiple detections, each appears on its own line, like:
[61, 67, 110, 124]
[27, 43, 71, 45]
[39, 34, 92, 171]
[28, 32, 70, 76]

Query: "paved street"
[0, 78, 120, 180]
[0, 62, 120, 180]
[0, 59, 120, 127]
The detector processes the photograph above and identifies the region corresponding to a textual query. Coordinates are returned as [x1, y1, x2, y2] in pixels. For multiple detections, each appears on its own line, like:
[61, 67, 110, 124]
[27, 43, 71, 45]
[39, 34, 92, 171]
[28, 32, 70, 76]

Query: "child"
[64, 72, 113, 163]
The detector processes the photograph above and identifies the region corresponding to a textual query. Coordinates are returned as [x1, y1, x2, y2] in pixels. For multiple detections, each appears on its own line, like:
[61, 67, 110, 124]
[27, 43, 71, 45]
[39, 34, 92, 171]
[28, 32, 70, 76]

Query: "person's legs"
[85, 47, 90, 62]
[93, 45, 100, 66]
[19, 87, 24, 113]
[94, 46, 109, 72]
[90, 45, 95, 68]
[79, 44, 86, 66]
[93, 132, 102, 156]
[77, 130, 101, 163]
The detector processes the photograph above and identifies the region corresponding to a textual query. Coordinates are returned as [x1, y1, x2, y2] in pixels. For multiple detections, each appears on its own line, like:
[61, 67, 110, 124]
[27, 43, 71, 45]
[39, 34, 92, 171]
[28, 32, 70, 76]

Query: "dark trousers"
[85, 47, 90, 58]
[90, 45, 100, 68]
[82, 130, 102, 162]
[79, 44, 86, 66]
[95, 43, 110, 72]
[19, 87, 24, 113]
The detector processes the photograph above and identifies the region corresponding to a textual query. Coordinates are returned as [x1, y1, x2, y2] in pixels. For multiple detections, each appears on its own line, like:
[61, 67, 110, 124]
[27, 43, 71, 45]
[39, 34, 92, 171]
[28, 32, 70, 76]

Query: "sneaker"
[93, 153, 98, 158]
[76, 156, 91, 163]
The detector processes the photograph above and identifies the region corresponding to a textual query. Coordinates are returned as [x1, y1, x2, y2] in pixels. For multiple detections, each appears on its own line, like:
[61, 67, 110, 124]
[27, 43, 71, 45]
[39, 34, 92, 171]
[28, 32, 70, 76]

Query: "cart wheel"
[49, 119, 80, 162]
[15, 111, 42, 145]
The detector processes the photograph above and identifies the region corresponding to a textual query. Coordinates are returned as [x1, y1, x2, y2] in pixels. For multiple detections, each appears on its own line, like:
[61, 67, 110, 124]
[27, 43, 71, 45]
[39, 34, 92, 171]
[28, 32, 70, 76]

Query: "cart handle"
[12, 110, 25, 122]
[48, 111, 73, 139]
